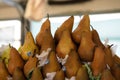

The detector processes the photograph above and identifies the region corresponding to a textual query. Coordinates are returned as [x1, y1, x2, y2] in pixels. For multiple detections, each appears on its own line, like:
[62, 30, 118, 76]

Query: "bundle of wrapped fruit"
[0, 14, 120, 80]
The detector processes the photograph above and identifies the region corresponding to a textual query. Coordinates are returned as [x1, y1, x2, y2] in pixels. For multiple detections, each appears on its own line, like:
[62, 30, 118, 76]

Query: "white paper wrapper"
[44, 72, 56, 80]
[7, 76, 13, 80]
[57, 55, 69, 65]
[24, 0, 47, 21]
[36, 48, 51, 67]
[65, 76, 76, 80]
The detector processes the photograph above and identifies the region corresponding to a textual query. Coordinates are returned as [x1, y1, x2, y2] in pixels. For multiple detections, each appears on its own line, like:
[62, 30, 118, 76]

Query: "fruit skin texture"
[13, 67, 26, 80]
[0, 60, 10, 80]
[91, 46, 106, 77]
[76, 65, 89, 80]
[78, 31, 96, 62]
[53, 69, 65, 80]
[24, 56, 38, 78]
[20, 31, 39, 61]
[8, 47, 24, 75]
[54, 16, 74, 42]
[101, 69, 115, 80]
[31, 67, 43, 80]
[64, 50, 82, 78]
[56, 30, 76, 58]
[42, 51, 61, 78]
[72, 14, 90, 44]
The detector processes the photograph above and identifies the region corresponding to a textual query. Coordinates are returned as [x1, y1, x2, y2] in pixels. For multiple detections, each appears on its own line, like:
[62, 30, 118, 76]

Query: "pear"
[20, 31, 39, 60]
[56, 30, 76, 58]
[31, 67, 43, 80]
[78, 31, 96, 61]
[104, 45, 114, 68]
[8, 46, 24, 75]
[54, 16, 74, 42]
[64, 50, 82, 78]
[0, 60, 10, 80]
[24, 56, 38, 79]
[111, 55, 120, 80]
[13, 67, 26, 80]
[91, 26, 105, 49]
[72, 14, 90, 44]
[36, 18, 51, 48]
[101, 69, 115, 80]
[42, 51, 61, 77]
[35, 18, 55, 53]
[91, 46, 106, 77]
[76, 65, 89, 80]
[53, 69, 65, 80]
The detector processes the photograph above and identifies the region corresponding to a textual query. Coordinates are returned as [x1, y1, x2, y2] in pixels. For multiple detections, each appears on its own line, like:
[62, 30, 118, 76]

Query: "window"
[0, 20, 21, 49]
[30, 13, 120, 57]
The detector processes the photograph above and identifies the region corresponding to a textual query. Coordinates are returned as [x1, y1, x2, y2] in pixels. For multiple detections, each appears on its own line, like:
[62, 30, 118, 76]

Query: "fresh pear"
[31, 67, 43, 80]
[54, 16, 74, 42]
[35, 18, 55, 53]
[42, 51, 61, 77]
[72, 14, 90, 44]
[111, 55, 120, 80]
[20, 31, 39, 60]
[0, 60, 10, 80]
[91, 26, 105, 49]
[78, 31, 96, 61]
[8, 46, 24, 75]
[53, 69, 65, 80]
[56, 30, 76, 58]
[101, 69, 115, 80]
[36, 18, 51, 48]
[13, 67, 26, 80]
[24, 56, 38, 79]
[76, 65, 89, 80]
[104, 45, 114, 68]
[64, 50, 82, 78]
[91, 46, 106, 77]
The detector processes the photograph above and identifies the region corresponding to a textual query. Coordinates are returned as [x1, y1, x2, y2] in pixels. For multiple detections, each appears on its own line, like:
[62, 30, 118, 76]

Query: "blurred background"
[0, 0, 120, 56]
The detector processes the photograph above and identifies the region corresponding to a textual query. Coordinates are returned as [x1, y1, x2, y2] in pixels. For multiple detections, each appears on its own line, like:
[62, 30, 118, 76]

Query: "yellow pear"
[64, 50, 82, 78]
[8, 46, 24, 75]
[56, 30, 76, 58]
[54, 16, 74, 42]
[78, 31, 96, 61]
[72, 14, 90, 44]
[20, 31, 39, 60]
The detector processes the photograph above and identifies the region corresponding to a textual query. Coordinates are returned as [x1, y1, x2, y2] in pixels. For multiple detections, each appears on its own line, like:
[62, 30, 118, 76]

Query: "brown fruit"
[56, 30, 76, 58]
[111, 55, 120, 80]
[76, 65, 89, 80]
[53, 69, 65, 80]
[0, 60, 10, 80]
[78, 31, 96, 61]
[54, 16, 74, 42]
[91, 26, 105, 49]
[36, 18, 51, 48]
[24, 56, 38, 78]
[8, 46, 24, 75]
[31, 67, 43, 80]
[13, 67, 26, 80]
[91, 46, 106, 77]
[42, 51, 61, 77]
[72, 14, 90, 44]
[101, 69, 115, 80]
[64, 50, 82, 78]
[104, 45, 114, 68]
